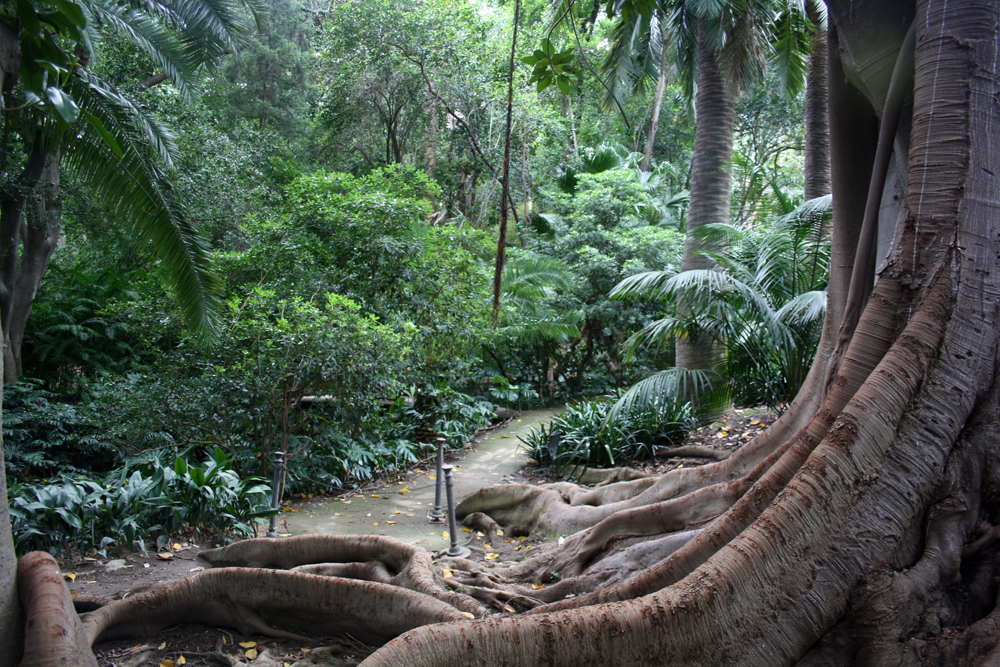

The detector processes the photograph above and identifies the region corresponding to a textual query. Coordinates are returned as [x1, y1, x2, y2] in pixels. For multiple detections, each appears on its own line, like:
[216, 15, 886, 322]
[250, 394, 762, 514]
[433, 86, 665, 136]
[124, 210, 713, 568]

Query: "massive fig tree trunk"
[675, 22, 733, 371]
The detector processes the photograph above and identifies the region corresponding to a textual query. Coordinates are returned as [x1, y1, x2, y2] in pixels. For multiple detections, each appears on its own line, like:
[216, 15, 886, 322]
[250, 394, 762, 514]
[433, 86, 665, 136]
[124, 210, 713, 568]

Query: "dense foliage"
[2, 0, 816, 551]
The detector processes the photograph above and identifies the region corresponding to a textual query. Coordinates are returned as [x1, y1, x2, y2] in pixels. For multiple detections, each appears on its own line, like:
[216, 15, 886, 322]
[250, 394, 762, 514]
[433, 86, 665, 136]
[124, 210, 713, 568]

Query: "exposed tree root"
[83, 567, 467, 646]
[17, 552, 97, 667]
[200, 534, 485, 615]
[653, 445, 731, 461]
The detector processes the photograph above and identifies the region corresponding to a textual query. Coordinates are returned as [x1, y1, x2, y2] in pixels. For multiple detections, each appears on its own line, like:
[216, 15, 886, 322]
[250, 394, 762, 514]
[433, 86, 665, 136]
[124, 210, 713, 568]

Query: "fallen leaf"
[300, 648, 311, 653]
[398, 487, 411, 494]
[516, 536, 527, 540]
[143, 563, 150, 568]
[189, 567, 204, 572]
[371, 494, 381, 498]
[159, 642, 167, 650]
[751, 420, 762, 426]
[532, 583, 544, 590]
[157, 552, 173, 560]
[177, 657, 186, 665]
[83, 557, 97, 562]
[558, 536, 565, 546]
[483, 545, 493, 551]
[395, 510, 402, 514]
[159, 661, 174, 667]
[504, 604, 516, 613]
[172, 543, 183, 551]
[239, 642, 257, 649]
[485, 553, 499, 560]
[496, 529, 504, 537]
[443, 531, 449, 539]
[83, 580, 97, 584]
[514, 546, 521, 551]
[463, 527, 472, 533]
[442, 569, 453, 578]
[63, 573, 76, 582]
[342, 500, 352, 504]
[476, 532, 485, 537]
[278, 533, 292, 537]
[386, 521, 395, 525]
[716, 432, 726, 439]
[128, 644, 150, 653]
[245, 648, 258, 659]
[374, 522, 379, 526]
[461, 612, 475, 618]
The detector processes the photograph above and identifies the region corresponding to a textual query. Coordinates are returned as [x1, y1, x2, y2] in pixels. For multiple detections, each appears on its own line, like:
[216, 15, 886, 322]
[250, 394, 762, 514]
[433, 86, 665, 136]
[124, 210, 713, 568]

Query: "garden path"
[275, 409, 560, 549]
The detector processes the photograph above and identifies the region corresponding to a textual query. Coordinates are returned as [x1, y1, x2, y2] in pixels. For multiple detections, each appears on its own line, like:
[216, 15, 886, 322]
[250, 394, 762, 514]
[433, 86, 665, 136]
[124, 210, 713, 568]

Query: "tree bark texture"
[803, 0, 831, 201]
[675, 23, 734, 371]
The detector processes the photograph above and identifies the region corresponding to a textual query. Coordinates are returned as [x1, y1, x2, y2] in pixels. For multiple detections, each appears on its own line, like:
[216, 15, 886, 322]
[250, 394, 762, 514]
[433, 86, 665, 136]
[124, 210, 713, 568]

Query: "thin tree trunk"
[803, 0, 831, 200]
[491, 0, 520, 325]
[675, 24, 734, 371]
[640, 28, 669, 173]
[8, 151, 61, 378]
[566, 95, 579, 154]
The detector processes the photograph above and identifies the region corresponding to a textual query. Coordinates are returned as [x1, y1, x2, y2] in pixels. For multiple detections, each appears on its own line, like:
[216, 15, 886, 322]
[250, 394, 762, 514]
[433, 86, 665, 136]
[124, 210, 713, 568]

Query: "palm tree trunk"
[676, 23, 734, 371]
[803, 0, 831, 200]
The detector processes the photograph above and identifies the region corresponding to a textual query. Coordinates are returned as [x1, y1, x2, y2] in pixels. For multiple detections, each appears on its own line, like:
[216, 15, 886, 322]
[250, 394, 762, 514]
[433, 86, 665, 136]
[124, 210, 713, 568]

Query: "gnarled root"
[83, 567, 468, 646]
[201, 534, 485, 615]
[18, 551, 98, 667]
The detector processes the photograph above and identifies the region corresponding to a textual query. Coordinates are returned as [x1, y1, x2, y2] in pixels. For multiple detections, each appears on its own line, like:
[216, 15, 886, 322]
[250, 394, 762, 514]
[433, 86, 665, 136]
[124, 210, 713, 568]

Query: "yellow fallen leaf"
[463, 527, 472, 533]
[398, 487, 411, 494]
[504, 604, 516, 613]
[461, 612, 475, 618]
[63, 573, 76, 582]
[342, 500, 351, 504]
[558, 536, 565, 545]
[443, 569, 453, 578]
[387, 521, 395, 525]
[159, 661, 174, 667]
[485, 553, 499, 560]
[484, 545, 493, 551]
[143, 563, 150, 568]
[373, 522, 379, 526]
[395, 510, 402, 514]
[532, 583, 544, 590]
[743, 431, 752, 437]
[157, 552, 173, 560]
[751, 420, 762, 425]
[300, 648, 311, 653]
[476, 532, 485, 537]
[278, 533, 292, 537]
[716, 432, 726, 439]
[177, 657, 186, 666]
[443, 531, 449, 539]
[83, 557, 97, 561]
[239, 642, 257, 648]
[516, 536, 527, 540]
[245, 648, 258, 659]
[371, 494, 381, 498]
[172, 543, 183, 550]
[496, 529, 504, 537]
[159, 642, 167, 650]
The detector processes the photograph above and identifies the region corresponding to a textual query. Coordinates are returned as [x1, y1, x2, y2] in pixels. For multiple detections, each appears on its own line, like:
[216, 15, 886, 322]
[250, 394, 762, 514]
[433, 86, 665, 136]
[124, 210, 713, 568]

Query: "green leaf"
[81, 110, 122, 158]
[17, 0, 41, 37]
[44, 86, 79, 123]
[50, 0, 87, 30]
[536, 76, 552, 92]
[557, 76, 570, 95]
[174, 456, 188, 476]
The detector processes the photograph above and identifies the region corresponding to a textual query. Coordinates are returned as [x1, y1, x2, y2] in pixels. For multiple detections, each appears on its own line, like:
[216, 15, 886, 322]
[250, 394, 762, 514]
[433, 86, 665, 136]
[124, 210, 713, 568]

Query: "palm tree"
[0, 0, 264, 380]
[611, 193, 832, 413]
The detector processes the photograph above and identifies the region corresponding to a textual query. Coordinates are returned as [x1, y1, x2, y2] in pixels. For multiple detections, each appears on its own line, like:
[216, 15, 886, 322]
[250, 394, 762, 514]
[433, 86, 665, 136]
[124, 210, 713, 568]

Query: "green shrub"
[8, 447, 272, 555]
[521, 394, 695, 470]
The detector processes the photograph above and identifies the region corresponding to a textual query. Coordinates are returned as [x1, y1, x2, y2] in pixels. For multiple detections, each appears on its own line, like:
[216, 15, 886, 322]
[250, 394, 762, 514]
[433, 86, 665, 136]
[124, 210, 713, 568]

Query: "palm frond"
[603, 367, 719, 427]
[63, 72, 222, 338]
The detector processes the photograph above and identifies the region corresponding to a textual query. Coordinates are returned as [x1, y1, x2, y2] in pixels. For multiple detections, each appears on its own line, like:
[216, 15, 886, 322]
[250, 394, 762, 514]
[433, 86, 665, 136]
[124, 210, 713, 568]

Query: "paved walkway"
[275, 409, 559, 549]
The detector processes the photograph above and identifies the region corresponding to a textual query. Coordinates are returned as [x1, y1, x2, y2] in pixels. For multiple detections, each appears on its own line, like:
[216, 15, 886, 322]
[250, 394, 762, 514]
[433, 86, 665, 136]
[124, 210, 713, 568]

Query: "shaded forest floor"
[63, 406, 775, 667]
